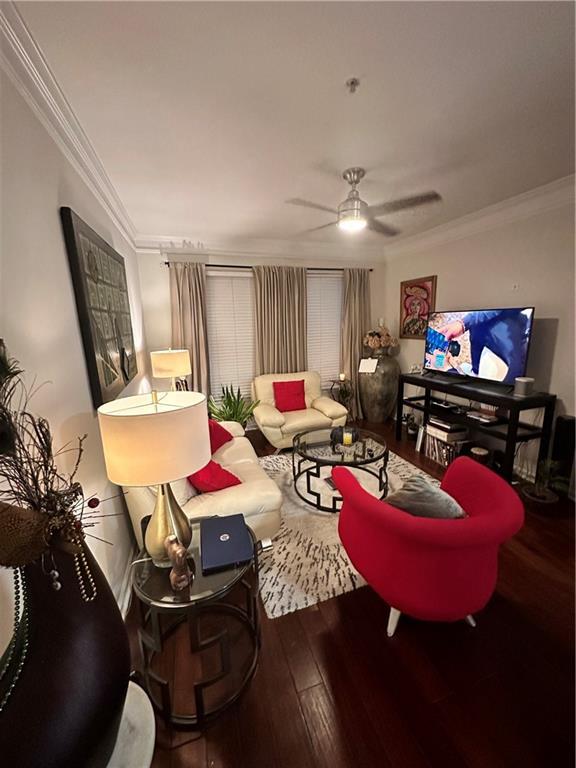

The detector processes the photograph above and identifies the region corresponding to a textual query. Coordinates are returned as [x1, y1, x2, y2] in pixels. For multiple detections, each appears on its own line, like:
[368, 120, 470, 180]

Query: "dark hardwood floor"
[126, 421, 575, 768]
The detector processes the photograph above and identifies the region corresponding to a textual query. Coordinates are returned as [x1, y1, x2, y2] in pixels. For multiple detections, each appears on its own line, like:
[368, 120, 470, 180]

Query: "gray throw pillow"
[386, 475, 466, 519]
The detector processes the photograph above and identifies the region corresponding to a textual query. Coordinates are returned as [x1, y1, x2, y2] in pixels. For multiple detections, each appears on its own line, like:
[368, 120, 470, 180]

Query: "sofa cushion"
[208, 419, 234, 453]
[386, 475, 466, 519]
[273, 379, 306, 412]
[217, 421, 245, 438]
[281, 408, 332, 434]
[188, 460, 241, 493]
[149, 477, 197, 506]
[185, 460, 282, 520]
[212, 436, 258, 467]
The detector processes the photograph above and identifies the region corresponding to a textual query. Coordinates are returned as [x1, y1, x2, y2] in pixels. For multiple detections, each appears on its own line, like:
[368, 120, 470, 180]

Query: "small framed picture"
[399, 275, 437, 339]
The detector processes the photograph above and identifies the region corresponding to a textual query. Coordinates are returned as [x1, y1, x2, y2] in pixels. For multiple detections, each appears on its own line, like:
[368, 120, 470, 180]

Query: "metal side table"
[131, 521, 260, 730]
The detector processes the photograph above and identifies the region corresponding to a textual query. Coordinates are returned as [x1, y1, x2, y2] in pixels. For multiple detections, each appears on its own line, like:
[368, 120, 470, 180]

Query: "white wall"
[0, 73, 149, 605]
[381, 198, 574, 416]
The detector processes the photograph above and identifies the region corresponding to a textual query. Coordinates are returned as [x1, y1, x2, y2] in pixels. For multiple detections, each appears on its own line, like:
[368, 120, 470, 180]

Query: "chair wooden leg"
[387, 607, 401, 637]
[465, 614, 477, 628]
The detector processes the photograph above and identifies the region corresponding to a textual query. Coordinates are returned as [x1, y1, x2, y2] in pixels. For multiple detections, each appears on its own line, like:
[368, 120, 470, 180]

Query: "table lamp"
[97, 391, 210, 566]
[150, 349, 191, 391]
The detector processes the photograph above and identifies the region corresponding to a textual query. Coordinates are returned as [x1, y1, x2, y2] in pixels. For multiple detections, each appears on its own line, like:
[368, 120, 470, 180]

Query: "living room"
[0, 2, 574, 767]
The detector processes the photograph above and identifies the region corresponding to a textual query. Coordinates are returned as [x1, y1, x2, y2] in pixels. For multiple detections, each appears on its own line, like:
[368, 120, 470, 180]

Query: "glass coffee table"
[131, 519, 260, 729]
[292, 427, 389, 513]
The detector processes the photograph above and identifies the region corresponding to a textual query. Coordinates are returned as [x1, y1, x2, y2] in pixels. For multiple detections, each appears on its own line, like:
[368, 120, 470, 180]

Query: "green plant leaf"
[207, 385, 259, 426]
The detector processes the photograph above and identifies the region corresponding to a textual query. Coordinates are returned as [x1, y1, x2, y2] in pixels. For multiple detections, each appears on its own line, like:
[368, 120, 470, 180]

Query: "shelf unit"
[396, 373, 557, 480]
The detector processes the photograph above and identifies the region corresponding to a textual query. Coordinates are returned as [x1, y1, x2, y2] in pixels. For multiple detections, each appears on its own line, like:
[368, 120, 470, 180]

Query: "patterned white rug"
[258, 450, 436, 619]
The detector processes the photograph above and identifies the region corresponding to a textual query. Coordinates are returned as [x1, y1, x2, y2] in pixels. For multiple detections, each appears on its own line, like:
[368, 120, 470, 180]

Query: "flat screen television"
[423, 307, 535, 385]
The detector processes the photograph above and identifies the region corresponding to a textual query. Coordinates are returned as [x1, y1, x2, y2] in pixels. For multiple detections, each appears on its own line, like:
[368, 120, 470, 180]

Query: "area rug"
[257, 450, 437, 619]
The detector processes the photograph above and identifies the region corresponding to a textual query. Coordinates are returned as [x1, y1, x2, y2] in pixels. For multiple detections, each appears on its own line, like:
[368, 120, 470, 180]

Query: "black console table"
[396, 373, 556, 480]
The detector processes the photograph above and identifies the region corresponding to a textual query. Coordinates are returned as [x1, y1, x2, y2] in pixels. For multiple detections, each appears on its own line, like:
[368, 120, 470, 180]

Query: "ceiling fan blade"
[367, 218, 400, 237]
[367, 191, 442, 218]
[300, 221, 338, 234]
[286, 197, 338, 215]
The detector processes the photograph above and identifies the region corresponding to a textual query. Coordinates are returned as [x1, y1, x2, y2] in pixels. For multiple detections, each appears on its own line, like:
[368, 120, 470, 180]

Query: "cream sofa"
[124, 421, 282, 549]
[251, 371, 348, 450]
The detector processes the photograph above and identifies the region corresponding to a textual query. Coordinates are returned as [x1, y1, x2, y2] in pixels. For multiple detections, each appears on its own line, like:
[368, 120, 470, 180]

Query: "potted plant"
[208, 385, 259, 428]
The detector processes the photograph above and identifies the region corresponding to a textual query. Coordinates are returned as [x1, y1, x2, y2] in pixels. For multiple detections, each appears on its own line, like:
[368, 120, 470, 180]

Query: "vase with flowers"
[0, 341, 130, 768]
[359, 326, 401, 422]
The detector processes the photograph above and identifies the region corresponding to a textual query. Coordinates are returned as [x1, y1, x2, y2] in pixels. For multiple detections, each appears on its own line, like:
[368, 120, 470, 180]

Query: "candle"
[343, 430, 352, 446]
[339, 372, 346, 382]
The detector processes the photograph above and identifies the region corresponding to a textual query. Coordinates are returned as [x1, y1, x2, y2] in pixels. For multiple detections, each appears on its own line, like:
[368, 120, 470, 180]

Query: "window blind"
[307, 271, 343, 389]
[206, 272, 255, 399]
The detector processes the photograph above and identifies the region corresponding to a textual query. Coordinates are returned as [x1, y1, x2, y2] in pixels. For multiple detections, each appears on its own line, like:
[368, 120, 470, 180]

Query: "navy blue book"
[200, 514, 253, 575]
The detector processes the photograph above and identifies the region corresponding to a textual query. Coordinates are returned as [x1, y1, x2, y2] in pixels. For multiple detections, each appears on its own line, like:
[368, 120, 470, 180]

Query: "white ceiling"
[18, 1, 575, 247]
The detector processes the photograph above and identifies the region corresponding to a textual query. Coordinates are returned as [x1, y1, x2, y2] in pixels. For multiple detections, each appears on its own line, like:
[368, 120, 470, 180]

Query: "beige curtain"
[340, 268, 371, 419]
[253, 266, 307, 374]
[169, 262, 210, 395]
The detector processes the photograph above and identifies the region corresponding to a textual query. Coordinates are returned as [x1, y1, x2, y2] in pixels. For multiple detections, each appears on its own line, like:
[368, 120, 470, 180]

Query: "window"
[206, 268, 344, 398]
[307, 271, 343, 389]
[206, 270, 255, 399]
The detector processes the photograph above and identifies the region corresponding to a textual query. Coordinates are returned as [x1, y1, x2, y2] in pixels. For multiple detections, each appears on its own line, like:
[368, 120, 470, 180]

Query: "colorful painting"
[60, 207, 137, 409]
[399, 275, 437, 339]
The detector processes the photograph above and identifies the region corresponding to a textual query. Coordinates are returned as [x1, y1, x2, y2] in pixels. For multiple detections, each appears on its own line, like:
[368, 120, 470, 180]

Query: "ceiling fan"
[287, 167, 442, 237]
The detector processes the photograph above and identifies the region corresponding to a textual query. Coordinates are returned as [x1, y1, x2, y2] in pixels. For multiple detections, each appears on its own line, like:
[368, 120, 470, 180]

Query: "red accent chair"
[332, 457, 524, 637]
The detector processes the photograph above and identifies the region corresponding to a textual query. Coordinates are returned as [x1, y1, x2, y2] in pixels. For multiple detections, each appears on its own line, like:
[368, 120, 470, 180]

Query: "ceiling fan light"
[337, 192, 368, 233]
[338, 216, 367, 232]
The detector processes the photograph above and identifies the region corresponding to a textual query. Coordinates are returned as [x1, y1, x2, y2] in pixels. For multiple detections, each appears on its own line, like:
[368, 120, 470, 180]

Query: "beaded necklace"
[0, 567, 29, 713]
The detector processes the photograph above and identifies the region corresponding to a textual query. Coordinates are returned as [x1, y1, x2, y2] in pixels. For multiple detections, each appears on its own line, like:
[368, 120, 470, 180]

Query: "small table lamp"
[150, 349, 192, 391]
[97, 391, 210, 566]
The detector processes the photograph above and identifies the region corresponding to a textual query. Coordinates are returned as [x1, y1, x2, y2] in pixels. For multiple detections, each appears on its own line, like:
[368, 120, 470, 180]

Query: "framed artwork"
[60, 207, 137, 409]
[399, 275, 437, 339]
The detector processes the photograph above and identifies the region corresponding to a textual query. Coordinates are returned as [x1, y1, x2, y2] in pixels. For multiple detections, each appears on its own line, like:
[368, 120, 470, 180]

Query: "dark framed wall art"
[399, 275, 437, 339]
[61, 207, 137, 409]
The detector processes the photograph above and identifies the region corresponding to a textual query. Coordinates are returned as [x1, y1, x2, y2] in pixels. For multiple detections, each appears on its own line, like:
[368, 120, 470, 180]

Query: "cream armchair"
[251, 371, 348, 450]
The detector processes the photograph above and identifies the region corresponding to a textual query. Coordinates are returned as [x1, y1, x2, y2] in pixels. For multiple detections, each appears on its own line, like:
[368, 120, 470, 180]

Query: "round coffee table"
[292, 427, 389, 513]
[131, 520, 260, 729]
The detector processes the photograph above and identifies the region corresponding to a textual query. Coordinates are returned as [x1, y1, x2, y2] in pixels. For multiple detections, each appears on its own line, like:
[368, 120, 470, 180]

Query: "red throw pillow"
[208, 419, 234, 454]
[273, 379, 306, 412]
[188, 460, 241, 493]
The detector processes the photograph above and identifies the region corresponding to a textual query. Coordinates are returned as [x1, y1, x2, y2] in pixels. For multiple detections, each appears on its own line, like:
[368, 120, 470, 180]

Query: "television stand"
[396, 373, 556, 481]
[422, 370, 514, 395]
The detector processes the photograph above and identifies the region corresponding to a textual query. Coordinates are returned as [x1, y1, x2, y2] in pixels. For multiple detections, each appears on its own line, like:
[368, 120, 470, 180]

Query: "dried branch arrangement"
[0, 341, 94, 575]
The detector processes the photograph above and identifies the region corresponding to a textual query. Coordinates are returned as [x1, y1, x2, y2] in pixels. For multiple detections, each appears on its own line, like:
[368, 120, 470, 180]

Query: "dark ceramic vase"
[0, 542, 130, 768]
[358, 347, 401, 422]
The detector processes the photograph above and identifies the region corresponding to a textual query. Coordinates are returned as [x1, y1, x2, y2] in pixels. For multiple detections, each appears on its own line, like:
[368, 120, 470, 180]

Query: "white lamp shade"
[150, 349, 191, 379]
[97, 391, 210, 486]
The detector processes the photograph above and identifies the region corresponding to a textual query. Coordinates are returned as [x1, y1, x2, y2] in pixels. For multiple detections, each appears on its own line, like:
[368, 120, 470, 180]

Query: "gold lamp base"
[144, 483, 192, 567]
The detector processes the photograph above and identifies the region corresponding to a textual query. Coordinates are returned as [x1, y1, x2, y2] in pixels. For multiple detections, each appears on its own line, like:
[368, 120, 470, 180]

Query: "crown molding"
[0, 1, 137, 245]
[382, 175, 575, 260]
[134, 233, 386, 265]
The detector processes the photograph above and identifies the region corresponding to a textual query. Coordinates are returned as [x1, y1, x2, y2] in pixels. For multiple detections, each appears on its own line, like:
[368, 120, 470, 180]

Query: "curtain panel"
[253, 266, 307, 375]
[340, 268, 371, 419]
[168, 262, 210, 395]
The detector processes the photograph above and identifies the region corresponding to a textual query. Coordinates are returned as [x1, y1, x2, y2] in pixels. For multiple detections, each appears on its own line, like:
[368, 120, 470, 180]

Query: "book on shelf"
[427, 416, 462, 432]
[424, 433, 466, 467]
[425, 424, 468, 443]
